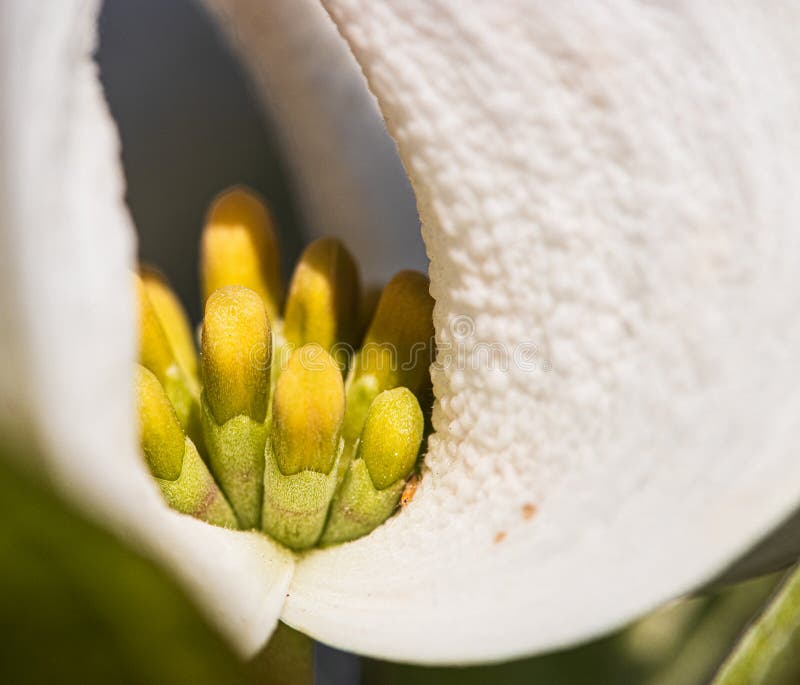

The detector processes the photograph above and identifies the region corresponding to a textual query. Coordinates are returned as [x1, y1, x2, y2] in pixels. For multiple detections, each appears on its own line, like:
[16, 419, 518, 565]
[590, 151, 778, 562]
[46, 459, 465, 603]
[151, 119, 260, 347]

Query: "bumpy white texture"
[204, 0, 426, 285]
[0, 1, 294, 656]
[282, 1, 800, 663]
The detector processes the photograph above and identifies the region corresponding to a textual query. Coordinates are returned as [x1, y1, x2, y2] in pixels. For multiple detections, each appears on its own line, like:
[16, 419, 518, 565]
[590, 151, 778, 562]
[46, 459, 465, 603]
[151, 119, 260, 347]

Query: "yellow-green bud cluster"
[135, 365, 237, 528]
[321, 387, 424, 546]
[135, 273, 200, 443]
[201, 186, 282, 319]
[262, 344, 345, 549]
[283, 236, 361, 366]
[133, 186, 434, 549]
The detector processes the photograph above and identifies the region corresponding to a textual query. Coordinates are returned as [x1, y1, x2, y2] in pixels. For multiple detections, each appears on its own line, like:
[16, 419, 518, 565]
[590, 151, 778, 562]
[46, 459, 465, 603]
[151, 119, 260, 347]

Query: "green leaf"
[0, 447, 248, 685]
[713, 566, 800, 685]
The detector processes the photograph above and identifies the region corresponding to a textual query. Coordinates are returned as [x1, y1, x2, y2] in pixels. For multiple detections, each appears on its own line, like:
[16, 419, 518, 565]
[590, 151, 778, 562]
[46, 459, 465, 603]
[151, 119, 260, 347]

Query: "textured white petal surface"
[0, 1, 292, 656]
[281, 1, 800, 663]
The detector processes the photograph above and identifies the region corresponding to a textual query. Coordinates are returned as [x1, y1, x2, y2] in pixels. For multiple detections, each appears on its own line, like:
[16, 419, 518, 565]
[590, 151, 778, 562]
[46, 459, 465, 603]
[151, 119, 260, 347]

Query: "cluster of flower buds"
[135, 187, 434, 549]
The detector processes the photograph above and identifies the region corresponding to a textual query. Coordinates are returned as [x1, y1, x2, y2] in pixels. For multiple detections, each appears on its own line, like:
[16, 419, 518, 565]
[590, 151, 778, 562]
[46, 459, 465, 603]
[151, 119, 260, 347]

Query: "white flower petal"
[0, 1, 293, 656]
[280, 1, 800, 663]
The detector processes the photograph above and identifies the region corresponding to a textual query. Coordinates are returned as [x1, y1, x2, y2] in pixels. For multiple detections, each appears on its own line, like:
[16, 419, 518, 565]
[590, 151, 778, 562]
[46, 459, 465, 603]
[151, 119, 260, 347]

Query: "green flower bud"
[338, 270, 434, 482]
[262, 344, 345, 549]
[340, 374, 380, 448]
[261, 437, 342, 550]
[201, 399, 268, 530]
[283, 237, 361, 363]
[201, 186, 282, 320]
[319, 460, 406, 547]
[135, 365, 238, 529]
[360, 387, 424, 490]
[200, 285, 271, 529]
[156, 438, 239, 529]
[135, 365, 184, 481]
[356, 270, 435, 399]
[320, 388, 423, 545]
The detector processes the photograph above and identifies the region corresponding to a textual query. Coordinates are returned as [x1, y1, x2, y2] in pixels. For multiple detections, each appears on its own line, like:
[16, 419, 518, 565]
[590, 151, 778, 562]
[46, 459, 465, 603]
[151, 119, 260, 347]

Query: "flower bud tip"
[201, 186, 281, 318]
[135, 365, 184, 481]
[284, 237, 361, 357]
[134, 272, 175, 380]
[201, 285, 271, 425]
[272, 344, 345, 475]
[139, 266, 199, 384]
[359, 387, 424, 490]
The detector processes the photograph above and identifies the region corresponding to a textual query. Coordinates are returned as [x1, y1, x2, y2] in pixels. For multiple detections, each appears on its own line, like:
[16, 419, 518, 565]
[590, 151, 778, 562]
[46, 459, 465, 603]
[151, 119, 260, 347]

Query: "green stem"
[248, 622, 314, 685]
[713, 567, 800, 685]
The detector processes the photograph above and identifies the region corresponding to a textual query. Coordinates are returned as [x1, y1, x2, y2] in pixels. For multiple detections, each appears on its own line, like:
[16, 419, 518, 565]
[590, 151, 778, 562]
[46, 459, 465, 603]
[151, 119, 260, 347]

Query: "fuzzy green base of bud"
[319, 458, 405, 546]
[261, 437, 342, 550]
[201, 393, 267, 529]
[157, 438, 239, 529]
[336, 374, 380, 484]
[161, 365, 201, 443]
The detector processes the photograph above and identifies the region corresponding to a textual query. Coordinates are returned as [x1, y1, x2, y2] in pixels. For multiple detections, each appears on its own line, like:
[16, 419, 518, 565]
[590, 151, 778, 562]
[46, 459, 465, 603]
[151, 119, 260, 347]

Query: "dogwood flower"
[2, 0, 800, 667]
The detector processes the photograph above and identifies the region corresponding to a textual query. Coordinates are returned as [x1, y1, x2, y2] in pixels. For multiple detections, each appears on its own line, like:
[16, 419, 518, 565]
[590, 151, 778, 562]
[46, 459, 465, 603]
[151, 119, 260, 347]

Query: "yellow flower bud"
[342, 271, 434, 450]
[201, 285, 271, 425]
[359, 387, 423, 490]
[135, 273, 197, 436]
[283, 237, 361, 360]
[200, 186, 282, 319]
[139, 266, 199, 385]
[135, 365, 184, 481]
[320, 388, 423, 546]
[135, 273, 174, 381]
[262, 345, 345, 548]
[358, 270, 435, 395]
[272, 344, 345, 475]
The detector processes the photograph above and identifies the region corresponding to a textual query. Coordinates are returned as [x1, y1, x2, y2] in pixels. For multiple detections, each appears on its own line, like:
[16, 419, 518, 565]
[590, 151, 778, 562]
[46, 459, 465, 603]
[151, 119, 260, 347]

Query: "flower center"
[135, 186, 434, 550]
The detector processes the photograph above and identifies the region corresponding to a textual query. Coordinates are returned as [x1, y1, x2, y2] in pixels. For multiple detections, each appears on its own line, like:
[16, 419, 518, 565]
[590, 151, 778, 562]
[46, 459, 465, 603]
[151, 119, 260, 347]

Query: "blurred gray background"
[96, 0, 425, 327]
[98, 0, 310, 323]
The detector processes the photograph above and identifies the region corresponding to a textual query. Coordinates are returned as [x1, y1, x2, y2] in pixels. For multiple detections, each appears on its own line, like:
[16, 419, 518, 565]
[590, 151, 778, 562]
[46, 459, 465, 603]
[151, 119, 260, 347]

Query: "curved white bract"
[281, 1, 800, 663]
